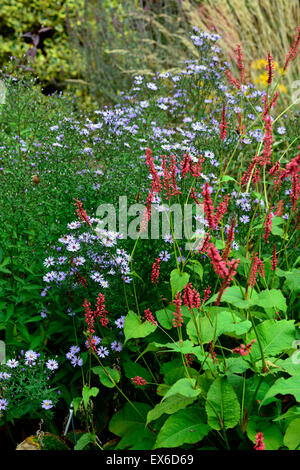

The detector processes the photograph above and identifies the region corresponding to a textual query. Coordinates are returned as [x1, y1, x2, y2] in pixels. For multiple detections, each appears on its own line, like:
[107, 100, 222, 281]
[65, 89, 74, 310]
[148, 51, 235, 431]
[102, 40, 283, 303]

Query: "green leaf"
[186, 260, 203, 281]
[74, 432, 96, 450]
[109, 402, 153, 449]
[72, 397, 82, 416]
[206, 286, 257, 309]
[253, 289, 287, 313]
[155, 305, 190, 330]
[124, 310, 157, 344]
[170, 269, 189, 299]
[221, 175, 236, 183]
[261, 377, 300, 404]
[154, 407, 210, 449]
[92, 366, 120, 388]
[284, 418, 300, 450]
[275, 356, 300, 376]
[206, 377, 240, 430]
[187, 310, 251, 344]
[224, 357, 250, 375]
[122, 359, 152, 382]
[162, 378, 201, 401]
[147, 395, 196, 424]
[247, 418, 283, 450]
[248, 320, 296, 361]
[82, 386, 99, 410]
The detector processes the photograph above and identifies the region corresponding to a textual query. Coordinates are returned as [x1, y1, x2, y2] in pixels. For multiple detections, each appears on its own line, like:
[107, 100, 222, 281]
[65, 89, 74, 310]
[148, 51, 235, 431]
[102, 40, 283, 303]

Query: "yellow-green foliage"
[0, 0, 84, 85]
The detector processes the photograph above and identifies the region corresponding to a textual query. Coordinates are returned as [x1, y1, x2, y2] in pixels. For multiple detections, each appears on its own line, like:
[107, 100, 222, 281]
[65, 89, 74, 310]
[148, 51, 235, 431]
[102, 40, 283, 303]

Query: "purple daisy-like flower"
[25, 350, 38, 362]
[45, 359, 59, 371]
[115, 316, 126, 329]
[6, 359, 19, 368]
[159, 251, 170, 262]
[111, 341, 123, 352]
[41, 399, 53, 410]
[0, 398, 8, 410]
[97, 346, 109, 358]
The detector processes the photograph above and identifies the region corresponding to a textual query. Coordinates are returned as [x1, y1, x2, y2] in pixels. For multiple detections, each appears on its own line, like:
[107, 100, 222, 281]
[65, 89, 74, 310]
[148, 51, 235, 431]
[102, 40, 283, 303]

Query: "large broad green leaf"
[206, 377, 240, 430]
[248, 319, 296, 361]
[124, 310, 157, 344]
[122, 358, 152, 382]
[283, 418, 300, 450]
[170, 269, 189, 299]
[138, 340, 195, 358]
[162, 378, 201, 402]
[261, 377, 300, 405]
[223, 357, 250, 375]
[154, 407, 210, 449]
[277, 268, 300, 293]
[147, 395, 196, 424]
[247, 418, 283, 450]
[92, 366, 120, 388]
[206, 286, 257, 309]
[252, 289, 287, 313]
[109, 402, 154, 450]
[187, 310, 251, 344]
[275, 357, 300, 376]
[156, 305, 191, 329]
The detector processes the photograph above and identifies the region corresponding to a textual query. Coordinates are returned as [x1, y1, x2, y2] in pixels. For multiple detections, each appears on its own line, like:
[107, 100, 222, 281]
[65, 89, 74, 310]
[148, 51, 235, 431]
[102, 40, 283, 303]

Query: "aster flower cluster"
[0, 351, 60, 421]
[42, 213, 132, 298]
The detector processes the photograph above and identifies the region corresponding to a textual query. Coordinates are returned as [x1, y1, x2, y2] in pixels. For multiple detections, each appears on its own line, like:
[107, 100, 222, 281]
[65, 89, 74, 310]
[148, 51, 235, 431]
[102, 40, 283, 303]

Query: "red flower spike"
[207, 243, 229, 279]
[223, 219, 235, 262]
[271, 245, 278, 272]
[151, 258, 161, 284]
[144, 309, 158, 326]
[283, 26, 300, 71]
[131, 376, 147, 386]
[220, 102, 228, 141]
[74, 199, 92, 227]
[235, 44, 245, 83]
[266, 52, 274, 85]
[172, 292, 183, 328]
[254, 432, 265, 450]
[225, 69, 241, 90]
[232, 339, 256, 356]
[183, 283, 201, 311]
[263, 209, 274, 242]
[202, 183, 216, 229]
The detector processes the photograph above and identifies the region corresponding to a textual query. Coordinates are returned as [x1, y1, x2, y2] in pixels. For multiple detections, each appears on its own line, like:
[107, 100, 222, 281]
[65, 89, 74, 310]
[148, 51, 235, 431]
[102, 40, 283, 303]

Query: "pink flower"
[266, 52, 274, 85]
[283, 26, 300, 71]
[235, 44, 245, 83]
[232, 339, 256, 356]
[151, 258, 161, 284]
[183, 283, 201, 311]
[263, 209, 274, 242]
[254, 432, 265, 450]
[131, 376, 147, 386]
[202, 183, 215, 229]
[172, 292, 183, 328]
[220, 102, 228, 140]
[271, 245, 277, 271]
[74, 199, 92, 226]
[207, 243, 229, 279]
[144, 309, 158, 326]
